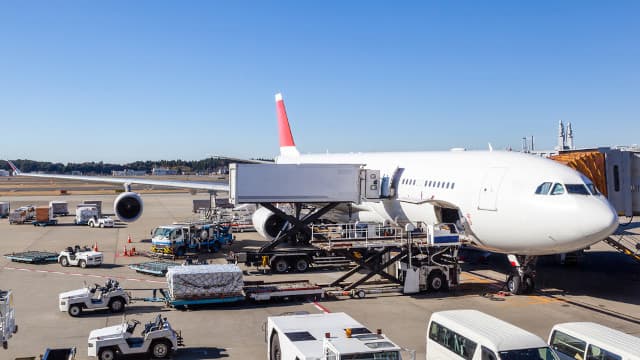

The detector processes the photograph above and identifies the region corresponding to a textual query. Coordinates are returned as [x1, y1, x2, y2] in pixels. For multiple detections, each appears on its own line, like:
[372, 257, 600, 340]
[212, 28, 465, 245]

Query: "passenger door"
[477, 168, 506, 211]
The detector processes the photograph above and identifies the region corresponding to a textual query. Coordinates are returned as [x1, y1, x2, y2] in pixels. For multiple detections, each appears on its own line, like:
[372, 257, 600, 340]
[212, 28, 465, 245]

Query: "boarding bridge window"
[550, 330, 586, 360]
[565, 184, 591, 195]
[613, 165, 620, 192]
[551, 183, 565, 195]
[428, 321, 477, 360]
[535, 182, 552, 195]
[586, 344, 621, 360]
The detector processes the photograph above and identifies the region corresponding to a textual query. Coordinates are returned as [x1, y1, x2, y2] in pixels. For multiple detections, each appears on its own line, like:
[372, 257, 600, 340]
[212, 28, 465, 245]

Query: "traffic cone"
[122, 246, 129, 257]
[127, 234, 132, 243]
[93, 243, 98, 252]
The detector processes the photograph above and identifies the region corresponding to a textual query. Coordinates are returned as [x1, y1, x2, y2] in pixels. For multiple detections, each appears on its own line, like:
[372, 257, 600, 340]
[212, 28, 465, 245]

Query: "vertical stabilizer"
[6, 160, 20, 175]
[275, 93, 300, 157]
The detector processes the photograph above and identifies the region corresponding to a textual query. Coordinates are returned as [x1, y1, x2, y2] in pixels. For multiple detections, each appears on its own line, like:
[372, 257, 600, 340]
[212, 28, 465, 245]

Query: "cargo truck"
[150, 222, 233, 256]
[266, 312, 410, 360]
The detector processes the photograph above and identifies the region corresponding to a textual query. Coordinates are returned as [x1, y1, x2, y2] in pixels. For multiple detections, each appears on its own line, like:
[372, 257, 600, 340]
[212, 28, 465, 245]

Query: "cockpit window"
[550, 183, 565, 195]
[535, 182, 552, 195]
[565, 184, 590, 195]
[586, 183, 600, 195]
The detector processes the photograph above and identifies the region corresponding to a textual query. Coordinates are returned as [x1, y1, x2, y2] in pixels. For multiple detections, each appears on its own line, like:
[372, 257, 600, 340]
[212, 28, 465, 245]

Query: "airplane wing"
[6, 160, 229, 192]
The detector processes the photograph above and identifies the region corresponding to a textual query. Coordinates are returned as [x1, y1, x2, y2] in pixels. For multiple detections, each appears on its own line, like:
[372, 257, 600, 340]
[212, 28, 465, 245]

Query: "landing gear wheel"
[507, 274, 523, 295]
[98, 348, 116, 360]
[271, 258, 288, 273]
[150, 340, 171, 359]
[523, 275, 535, 294]
[79, 260, 87, 269]
[428, 271, 447, 292]
[109, 298, 125, 313]
[68, 304, 82, 317]
[270, 333, 281, 360]
[294, 257, 310, 272]
[60, 257, 69, 267]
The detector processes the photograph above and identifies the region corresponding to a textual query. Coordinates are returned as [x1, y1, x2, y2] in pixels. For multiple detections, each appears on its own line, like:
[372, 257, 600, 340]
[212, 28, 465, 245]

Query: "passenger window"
[425, 180, 428, 187]
[451, 183, 455, 190]
[551, 183, 565, 195]
[481, 346, 497, 360]
[535, 182, 552, 195]
[428, 321, 477, 360]
[587, 344, 621, 360]
[550, 330, 586, 359]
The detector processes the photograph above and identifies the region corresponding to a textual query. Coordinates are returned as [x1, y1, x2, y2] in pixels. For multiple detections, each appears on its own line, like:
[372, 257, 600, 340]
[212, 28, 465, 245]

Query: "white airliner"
[6, 93, 619, 294]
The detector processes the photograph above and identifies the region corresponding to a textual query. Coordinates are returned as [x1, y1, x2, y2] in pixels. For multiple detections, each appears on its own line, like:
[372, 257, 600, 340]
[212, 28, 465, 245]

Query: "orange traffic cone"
[122, 246, 129, 257]
[93, 243, 98, 252]
[127, 234, 132, 243]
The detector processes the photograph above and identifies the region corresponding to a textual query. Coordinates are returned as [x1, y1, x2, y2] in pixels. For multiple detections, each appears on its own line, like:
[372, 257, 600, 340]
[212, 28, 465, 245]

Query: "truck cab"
[151, 223, 233, 256]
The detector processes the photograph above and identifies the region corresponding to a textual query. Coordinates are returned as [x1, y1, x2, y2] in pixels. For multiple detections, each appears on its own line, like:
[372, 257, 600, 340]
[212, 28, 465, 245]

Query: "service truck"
[88, 314, 183, 360]
[74, 206, 99, 225]
[150, 222, 233, 256]
[266, 312, 410, 360]
[59, 279, 129, 317]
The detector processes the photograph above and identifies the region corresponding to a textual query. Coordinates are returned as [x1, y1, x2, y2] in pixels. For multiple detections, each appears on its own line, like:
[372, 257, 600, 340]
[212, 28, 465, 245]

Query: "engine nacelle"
[252, 206, 287, 241]
[113, 192, 144, 223]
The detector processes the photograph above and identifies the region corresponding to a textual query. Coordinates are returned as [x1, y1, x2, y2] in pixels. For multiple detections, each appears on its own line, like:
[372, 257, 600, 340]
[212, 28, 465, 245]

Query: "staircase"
[603, 233, 640, 263]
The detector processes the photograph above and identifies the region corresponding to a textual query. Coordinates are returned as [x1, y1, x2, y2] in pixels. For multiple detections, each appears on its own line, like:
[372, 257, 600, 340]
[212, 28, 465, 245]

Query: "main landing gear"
[506, 255, 537, 295]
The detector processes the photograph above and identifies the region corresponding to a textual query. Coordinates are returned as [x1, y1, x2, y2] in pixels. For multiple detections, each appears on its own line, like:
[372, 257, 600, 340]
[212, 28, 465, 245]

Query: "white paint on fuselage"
[277, 150, 618, 256]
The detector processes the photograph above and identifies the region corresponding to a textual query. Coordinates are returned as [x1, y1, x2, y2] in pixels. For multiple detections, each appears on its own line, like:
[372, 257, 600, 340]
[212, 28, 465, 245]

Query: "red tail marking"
[275, 93, 295, 147]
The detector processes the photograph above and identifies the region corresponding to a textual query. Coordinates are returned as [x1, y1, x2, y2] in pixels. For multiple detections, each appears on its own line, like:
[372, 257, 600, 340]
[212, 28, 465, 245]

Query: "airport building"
[151, 167, 178, 176]
[111, 169, 147, 176]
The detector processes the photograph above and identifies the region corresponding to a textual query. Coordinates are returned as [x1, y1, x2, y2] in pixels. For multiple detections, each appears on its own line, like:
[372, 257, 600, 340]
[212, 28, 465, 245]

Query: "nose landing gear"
[506, 255, 537, 295]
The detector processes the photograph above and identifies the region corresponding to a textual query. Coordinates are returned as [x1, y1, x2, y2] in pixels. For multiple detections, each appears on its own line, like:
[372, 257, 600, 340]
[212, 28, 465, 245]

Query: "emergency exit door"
[478, 167, 506, 211]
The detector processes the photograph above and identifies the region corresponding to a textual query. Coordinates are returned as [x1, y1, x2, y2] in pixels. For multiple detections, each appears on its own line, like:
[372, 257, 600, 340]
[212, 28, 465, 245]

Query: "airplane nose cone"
[583, 200, 618, 242]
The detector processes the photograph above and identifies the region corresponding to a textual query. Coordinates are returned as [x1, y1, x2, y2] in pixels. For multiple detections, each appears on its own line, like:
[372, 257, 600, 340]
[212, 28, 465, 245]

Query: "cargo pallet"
[4, 251, 59, 264]
[32, 220, 58, 227]
[128, 261, 181, 276]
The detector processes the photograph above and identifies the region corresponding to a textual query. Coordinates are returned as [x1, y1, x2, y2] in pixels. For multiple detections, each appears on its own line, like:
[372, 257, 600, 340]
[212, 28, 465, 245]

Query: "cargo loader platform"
[4, 251, 59, 264]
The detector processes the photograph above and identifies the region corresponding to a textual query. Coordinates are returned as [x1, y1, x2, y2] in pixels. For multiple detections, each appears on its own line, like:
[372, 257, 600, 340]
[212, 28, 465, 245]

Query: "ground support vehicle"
[16, 347, 76, 360]
[4, 251, 59, 264]
[74, 206, 99, 225]
[267, 312, 411, 360]
[1, 289, 18, 350]
[88, 314, 184, 360]
[59, 280, 130, 317]
[87, 216, 114, 228]
[150, 222, 234, 257]
[58, 246, 103, 268]
[549, 322, 640, 360]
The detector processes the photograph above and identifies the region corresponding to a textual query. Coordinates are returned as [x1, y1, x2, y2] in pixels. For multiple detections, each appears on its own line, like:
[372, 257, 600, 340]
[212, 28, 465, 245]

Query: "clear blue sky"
[1, 1, 638, 163]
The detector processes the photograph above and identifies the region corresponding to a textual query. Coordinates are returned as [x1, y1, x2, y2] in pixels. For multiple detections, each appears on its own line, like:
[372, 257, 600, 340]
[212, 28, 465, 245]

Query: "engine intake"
[114, 192, 144, 222]
[252, 206, 287, 241]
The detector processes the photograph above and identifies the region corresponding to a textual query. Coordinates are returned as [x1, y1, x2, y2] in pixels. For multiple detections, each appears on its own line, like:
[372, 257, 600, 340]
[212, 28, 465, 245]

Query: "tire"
[212, 241, 221, 253]
[523, 275, 535, 294]
[507, 274, 523, 295]
[68, 304, 82, 317]
[108, 298, 125, 313]
[270, 332, 281, 360]
[89, 221, 95, 228]
[13, 324, 18, 334]
[428, 270, 447, 292]
[294, 257, 310, 272]
[2, 341, 7, 349]
[79, 260, 87, 269]
[100, 223, 104, 228]
[98, 347, 116, 360]
[60, 257, 69, 267]
[150, 340, 172, 359]
[271, 258, 288, 274]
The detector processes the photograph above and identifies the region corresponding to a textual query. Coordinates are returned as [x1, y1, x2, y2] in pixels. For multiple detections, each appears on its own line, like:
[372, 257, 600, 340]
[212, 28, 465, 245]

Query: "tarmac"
[1, 190, 639, 359]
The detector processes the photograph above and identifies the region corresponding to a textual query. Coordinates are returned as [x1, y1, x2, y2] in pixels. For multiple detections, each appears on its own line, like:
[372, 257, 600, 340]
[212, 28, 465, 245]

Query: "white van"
[427, 309, 559, 360]
[549, 322, 640, 360]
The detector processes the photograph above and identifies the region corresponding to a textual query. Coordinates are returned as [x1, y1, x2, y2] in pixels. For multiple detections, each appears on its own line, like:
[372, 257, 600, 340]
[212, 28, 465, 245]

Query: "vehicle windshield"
[153, 228, 173, 238]
[565, 184, 591, 195]
[498, 347, 559, 360]
[341, 351, 400, 360]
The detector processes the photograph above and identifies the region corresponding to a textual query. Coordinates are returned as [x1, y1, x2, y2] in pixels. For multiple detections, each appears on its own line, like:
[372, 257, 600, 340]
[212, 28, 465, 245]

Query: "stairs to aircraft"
[603, 233, 640, 263]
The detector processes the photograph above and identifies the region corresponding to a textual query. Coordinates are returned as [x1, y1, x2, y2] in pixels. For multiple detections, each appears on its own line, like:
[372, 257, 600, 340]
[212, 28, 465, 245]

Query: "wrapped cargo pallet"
[166, 264, 244, 300]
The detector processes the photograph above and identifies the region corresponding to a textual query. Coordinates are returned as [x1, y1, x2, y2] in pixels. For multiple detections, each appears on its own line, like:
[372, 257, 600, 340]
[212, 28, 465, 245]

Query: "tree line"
[1, 157, 273, 175]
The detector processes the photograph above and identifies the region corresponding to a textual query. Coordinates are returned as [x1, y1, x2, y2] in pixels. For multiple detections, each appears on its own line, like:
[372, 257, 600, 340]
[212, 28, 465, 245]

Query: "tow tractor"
[1, 289, 18, 350]
[87, 216, 114, 228]
[88, 314, 184, 360]
[59, 279, 129, 317]
[58, 246, 103, 268]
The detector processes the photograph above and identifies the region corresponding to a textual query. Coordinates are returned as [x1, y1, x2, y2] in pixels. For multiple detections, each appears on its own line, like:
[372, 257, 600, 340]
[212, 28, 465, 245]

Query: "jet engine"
[252, 206, 287, 241]
[113, 192, 144, 222]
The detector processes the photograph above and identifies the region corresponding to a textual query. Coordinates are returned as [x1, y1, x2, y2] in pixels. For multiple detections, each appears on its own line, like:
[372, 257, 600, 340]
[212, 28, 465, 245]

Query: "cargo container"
[75, 206, 99, 225]
[0, 202, 9, 218]
[82, 200, 102, 217]
[49, 201, 69, 216]
[33, 206, 57, 226]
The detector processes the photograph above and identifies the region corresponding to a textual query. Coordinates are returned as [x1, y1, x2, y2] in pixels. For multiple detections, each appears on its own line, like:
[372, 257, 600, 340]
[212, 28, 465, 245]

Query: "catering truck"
[150, 222, 233, 256]
[266, 312, 409, 360]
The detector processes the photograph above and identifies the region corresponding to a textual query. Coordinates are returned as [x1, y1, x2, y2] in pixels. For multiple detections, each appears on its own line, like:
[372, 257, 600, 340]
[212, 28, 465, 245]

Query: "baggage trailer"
[266, 312, 413, 360]
[1, 289, 18, 350]
[129, 260, 181, 276]
[4, 251, 59, 264]
[16, 347, 76, 360]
